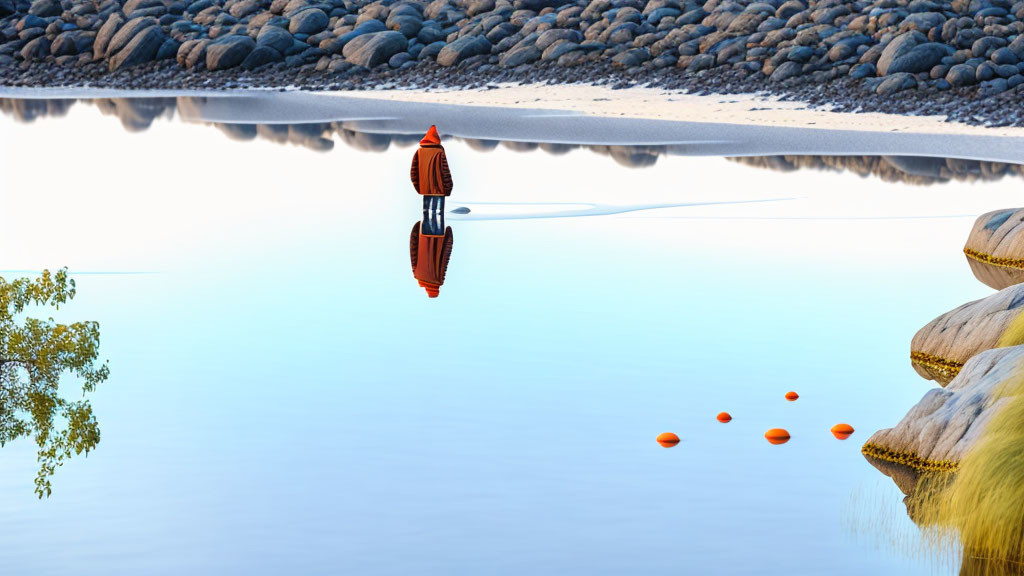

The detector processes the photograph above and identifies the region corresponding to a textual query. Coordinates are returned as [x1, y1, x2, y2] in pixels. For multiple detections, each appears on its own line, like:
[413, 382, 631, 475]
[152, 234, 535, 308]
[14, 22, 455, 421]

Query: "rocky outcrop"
[964, 208, 1024, 290]
[863, 345, 1024, 493]
[910, 283, 1024, 385]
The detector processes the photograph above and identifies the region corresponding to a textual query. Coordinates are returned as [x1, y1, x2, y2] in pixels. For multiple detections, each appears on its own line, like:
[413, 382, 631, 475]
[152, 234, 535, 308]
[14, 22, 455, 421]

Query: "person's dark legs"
[422, 207, 437, 235]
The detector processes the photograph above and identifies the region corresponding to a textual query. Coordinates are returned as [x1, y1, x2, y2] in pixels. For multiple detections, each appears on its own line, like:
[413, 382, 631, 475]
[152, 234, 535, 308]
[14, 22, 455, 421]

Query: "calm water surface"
[1, 97, 1021, 575]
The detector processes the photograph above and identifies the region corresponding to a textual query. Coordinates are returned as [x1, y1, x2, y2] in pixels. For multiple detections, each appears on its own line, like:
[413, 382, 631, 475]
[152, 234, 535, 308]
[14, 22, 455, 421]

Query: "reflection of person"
[410, 219, 453, 298]
[410, 125, 453, 215]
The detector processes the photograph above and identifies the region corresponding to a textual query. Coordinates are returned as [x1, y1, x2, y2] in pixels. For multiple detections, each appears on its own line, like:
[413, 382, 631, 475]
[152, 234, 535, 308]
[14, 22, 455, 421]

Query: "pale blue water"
[1, 96, 1019, 575]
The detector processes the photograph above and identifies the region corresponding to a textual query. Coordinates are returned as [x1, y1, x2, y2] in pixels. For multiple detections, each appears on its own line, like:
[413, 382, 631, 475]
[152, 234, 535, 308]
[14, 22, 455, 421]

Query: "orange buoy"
[765, 428, 791, 445]
[831, 423, 854, 440]
[785, 391, 799, 401]
[717, 412, 732, 423]
[657, 432, 680, 447]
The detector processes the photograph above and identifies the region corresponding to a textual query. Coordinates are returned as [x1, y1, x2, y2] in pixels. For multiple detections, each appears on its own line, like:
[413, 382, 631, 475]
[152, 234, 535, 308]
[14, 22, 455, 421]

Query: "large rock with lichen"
[863, 345, 1024, 494]
[910, 283, 1024, 385]
[964, 208, 1024, 290]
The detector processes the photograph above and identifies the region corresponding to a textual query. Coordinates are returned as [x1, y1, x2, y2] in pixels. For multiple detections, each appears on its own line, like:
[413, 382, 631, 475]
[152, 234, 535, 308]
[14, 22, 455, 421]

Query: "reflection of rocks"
[501, 140, 538, 153]
[964, 208, 1024, 290]
[337, 127, 390, 152]
[258, 123, 335, 151]
[215, 122, 258, 141]
[591, 145, 661, 168]
[463, 138, 498, 152]
[729, 155, 1024, 186]
[910, 283, 1024, 385]
[5, 97, 1024, 179]
[864, 346, 1024, 486]
[0, 97, 73, 121]
[93, 97, 175, 131]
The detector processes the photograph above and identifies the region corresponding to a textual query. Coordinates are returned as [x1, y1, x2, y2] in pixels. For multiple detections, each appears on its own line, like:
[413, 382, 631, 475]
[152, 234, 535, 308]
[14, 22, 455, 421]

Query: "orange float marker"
[831, 423, 854, 440]
[657, 432, 680, 447]
[785, 391, 799, 401]
[765, 428, 791, 445]
[717, 412, 732, 423]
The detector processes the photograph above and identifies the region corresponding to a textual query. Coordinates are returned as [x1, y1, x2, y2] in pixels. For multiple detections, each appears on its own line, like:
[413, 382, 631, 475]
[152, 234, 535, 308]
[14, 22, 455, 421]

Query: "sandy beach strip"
[335, 83, 1024, 138]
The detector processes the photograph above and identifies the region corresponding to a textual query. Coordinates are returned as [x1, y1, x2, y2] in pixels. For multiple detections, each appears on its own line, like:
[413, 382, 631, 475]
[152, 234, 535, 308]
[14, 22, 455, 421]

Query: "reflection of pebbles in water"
[93, 98, 177, 132]
[0, 98, 74, 122]
[4, 97, 1024, 181]
[729, 155, 1024, 186]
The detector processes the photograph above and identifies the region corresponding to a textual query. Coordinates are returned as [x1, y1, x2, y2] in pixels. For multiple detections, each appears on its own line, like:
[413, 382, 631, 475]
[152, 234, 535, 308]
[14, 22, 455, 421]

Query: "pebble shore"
[4, 0, 1024, 126]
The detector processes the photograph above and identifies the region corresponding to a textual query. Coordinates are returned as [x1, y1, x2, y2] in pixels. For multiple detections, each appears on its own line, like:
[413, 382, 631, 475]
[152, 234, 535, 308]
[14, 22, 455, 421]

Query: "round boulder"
[498, 44, 541, 67]
[911, 283, 1024, 384]
[770, 60, 802, 81]
[206, 34, 256, 70]
[109, 25, 165, 70]
[877, 31, 926, 75]
[964, 208, 1024, 290]
[887, 42, 952, 75]
[288, 8, 328, 35]
[241, 45, 283, 69]
[341, 30, 408, 68]
[876, 72, 918, 94]
[436, 34, 491, 66]
[257, 25, 295, 53]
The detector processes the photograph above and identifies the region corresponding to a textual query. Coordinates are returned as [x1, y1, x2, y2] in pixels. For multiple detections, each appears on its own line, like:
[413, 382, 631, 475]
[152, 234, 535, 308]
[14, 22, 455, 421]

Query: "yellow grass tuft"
[910, 371, 1024, 570]
[997, 311, 1024, 348]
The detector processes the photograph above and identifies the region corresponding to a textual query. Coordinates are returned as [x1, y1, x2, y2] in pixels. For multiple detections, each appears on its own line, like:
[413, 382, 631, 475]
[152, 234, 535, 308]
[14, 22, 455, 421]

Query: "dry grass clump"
[909, 372, 1024, 570]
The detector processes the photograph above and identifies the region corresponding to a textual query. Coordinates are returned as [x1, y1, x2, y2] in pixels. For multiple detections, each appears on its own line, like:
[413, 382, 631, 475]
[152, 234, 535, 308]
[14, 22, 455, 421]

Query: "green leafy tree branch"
[0, 268, 108, 498]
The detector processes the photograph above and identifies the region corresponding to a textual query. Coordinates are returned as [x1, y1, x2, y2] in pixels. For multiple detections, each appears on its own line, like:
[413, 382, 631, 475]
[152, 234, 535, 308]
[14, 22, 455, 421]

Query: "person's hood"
[420, 125, 441, 146]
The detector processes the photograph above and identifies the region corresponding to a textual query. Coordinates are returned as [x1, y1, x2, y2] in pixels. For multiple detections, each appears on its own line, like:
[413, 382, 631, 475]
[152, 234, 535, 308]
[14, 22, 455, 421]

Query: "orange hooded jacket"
[410, 125, 454, 197]
[410, 221, 454, 298]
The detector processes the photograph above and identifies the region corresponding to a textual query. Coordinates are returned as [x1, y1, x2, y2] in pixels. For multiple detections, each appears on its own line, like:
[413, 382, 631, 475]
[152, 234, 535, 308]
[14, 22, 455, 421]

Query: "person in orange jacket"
[410, 125, 454, 214]
[410, 220, 453, 298]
